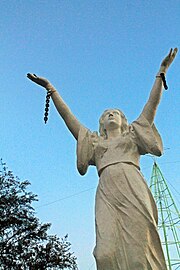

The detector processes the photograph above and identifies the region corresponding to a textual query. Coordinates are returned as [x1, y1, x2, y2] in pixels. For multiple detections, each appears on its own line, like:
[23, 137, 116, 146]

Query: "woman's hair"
[99, 109, 128, 138]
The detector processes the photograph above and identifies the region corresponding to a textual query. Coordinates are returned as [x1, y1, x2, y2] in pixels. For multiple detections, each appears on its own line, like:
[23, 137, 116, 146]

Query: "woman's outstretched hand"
[160, 48, 178, 73]
[27, 73, 52, 89]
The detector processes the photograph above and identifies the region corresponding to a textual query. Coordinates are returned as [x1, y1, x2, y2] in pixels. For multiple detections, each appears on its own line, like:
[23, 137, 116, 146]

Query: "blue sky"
[0, 1, 180, 269]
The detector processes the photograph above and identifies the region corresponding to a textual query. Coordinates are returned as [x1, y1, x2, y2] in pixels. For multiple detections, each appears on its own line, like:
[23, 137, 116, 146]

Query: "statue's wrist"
[156, 71, 168, 90]
[159, 66, 167, 73]
[156, 71, 165, 78]
[46, 84, 56, 93]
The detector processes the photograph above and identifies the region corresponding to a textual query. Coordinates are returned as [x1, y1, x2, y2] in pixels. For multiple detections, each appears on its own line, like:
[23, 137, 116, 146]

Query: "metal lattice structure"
[150, 162, 180, 270]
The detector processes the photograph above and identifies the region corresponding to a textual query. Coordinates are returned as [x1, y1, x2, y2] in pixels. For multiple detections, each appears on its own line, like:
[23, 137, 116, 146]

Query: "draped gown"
[77, 115, 167, 270]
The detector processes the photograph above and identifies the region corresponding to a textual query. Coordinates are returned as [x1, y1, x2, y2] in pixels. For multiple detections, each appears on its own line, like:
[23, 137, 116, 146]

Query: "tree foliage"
[0, 160, 78, 270]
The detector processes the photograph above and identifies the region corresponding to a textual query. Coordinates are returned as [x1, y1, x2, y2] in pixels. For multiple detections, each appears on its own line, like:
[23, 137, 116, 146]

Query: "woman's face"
[103, 109, 122, 131]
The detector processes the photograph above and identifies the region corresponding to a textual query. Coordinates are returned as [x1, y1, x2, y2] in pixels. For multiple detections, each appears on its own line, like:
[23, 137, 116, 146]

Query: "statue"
[27, 48, 178, 270]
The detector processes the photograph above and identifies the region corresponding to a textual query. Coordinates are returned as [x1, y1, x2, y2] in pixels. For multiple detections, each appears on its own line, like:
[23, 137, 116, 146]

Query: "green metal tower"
[150, 162, 180, 270]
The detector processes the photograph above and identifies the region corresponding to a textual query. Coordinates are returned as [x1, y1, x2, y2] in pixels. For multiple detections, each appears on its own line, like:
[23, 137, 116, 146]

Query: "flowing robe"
[77, 115, 167, 270]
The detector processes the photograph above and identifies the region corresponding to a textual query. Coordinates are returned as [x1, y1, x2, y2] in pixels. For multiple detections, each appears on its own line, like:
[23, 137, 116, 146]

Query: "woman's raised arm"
[140, 48, 178, 125]
[27, 73, 82, 140]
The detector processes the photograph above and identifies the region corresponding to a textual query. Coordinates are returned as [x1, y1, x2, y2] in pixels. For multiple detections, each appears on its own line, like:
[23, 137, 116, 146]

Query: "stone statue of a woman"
[27, 48, 178, 270]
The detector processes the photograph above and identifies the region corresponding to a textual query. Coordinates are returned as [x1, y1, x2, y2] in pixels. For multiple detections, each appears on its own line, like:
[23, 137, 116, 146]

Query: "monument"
[27, 48, 178, 270]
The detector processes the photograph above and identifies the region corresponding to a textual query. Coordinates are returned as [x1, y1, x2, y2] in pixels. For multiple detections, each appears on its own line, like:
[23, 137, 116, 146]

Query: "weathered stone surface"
[27, 48, 178, 270]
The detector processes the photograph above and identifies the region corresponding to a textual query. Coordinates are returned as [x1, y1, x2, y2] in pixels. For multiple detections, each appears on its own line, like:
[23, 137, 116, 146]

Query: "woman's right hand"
[27, 73, 52, 89]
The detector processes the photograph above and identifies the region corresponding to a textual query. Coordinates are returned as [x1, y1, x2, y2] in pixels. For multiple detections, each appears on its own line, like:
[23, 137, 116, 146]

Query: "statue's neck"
[106, 128, 122, 140]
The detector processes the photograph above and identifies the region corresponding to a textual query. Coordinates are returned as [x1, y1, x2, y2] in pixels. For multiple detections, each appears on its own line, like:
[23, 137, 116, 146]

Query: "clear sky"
[1, 1, 180, 269]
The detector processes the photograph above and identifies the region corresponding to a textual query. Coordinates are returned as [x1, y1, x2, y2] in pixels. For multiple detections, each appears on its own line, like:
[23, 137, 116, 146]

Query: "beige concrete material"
[27, 48, 178, 270]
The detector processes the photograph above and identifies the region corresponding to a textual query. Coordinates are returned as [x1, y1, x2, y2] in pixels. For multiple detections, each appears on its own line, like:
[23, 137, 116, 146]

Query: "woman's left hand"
[160, 48, 178, 73]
